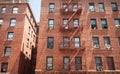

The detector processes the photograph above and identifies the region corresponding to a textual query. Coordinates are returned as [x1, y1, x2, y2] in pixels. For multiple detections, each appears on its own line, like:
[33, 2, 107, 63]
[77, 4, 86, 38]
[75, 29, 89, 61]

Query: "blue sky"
[29, 0, 41, 22]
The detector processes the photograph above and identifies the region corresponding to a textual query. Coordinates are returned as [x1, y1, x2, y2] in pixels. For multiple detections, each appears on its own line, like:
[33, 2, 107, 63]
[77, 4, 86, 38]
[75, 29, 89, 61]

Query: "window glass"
[4, 47, 11, 56]
[7, 32, 14, 40]
[49, 3, 55, 12]
[99, 3, 105, 12]
[10, 19, 16, 26]
[89, 3, 95, 11]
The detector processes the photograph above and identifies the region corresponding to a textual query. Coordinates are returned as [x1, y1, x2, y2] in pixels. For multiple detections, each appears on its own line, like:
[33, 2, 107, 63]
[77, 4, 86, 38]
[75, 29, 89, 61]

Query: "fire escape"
[59, 0, 85, 51]
[59, 0, 86, 72]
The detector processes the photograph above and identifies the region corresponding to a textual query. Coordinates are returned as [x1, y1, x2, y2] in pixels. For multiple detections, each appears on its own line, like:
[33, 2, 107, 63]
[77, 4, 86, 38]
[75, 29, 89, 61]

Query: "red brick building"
[0, 0, 37, 74]
[36, 0, 120, 74]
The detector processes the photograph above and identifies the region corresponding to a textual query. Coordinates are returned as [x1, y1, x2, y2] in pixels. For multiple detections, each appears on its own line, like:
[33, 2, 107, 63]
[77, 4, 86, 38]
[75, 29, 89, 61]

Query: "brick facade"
[36, 0, 120, 74]
[0, 1, 37, 74]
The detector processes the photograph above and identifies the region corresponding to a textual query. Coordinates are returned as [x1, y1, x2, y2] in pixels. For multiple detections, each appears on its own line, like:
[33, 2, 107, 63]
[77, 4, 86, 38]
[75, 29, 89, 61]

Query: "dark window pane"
[63, 37, 70, 47]
[93, 37, 100, 48]
[63, 57, 70, 70]
[111, 3, 118, 11]
[75, 57, 82, 70]
[101, 19, 108, 29]
[47, 37, 54, 49]
[91, 19, 97, 29]
[99, 3, 105, 12]
[1, 62, 8, 72]
[107, 57, 115, 70]
[95, 57, 103, 71]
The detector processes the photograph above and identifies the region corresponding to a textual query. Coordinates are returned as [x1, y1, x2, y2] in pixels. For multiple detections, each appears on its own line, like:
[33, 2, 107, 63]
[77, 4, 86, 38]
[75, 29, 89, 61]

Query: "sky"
[29, 0, 41, 22]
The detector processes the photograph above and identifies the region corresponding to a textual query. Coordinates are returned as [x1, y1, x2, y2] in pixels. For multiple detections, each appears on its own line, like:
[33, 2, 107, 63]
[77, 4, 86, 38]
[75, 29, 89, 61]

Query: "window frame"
[4, 46, 11, 57]
[0, 18, 3, 26]
[107, 57, 115, 70]
[111, 2, 118, 11]
[89, 3, 95, 12]
[49, 3, 55, 13]
[47, 37, 54, 49]
[46, 56, 53, 70]
[48, 19, 54, 30]
[95, 57, 103, 71]
[92, 37, 100, 48]
[90, 19, 97, 29]
[7, 32, 14, 40]
[72, 3, 78, 12]
[1, 7, 6, 13]
[10, 18, 16, 27]
[101, 19, 108, 29]
[75, 57, 82, 70]
[99, 3, 105, 12]
[63, 57, 70, 70]
[1, 62, 8, 73]
[74, 37, 80, 48]
[63, 37, 70, 48]
[12, 7, 18, 14]
[73, 19, 79, 27]
[118, 37, 120, 45]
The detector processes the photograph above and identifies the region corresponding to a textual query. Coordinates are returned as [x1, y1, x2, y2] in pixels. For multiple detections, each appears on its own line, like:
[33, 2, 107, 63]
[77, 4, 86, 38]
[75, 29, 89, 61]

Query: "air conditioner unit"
[97, 66, 103, 71]
[105, 44, 111, 49]
[65, 26, 68, 29]
[65, 8, 68, 12]
[94, 44, 100, 48]
[116, 25, 120, 28]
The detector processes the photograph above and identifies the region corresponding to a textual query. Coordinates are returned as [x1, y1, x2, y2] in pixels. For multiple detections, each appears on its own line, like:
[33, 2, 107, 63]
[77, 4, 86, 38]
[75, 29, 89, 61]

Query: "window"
[95, 57, 103, 71]
[90, 19, 97, 29]
[73, 3, 78, 12]
[4, 47, 11, 56]
[47, 37, 54, 49]
[46, 56, 53, 70]
[75, 57, 82, 70]
[12, 7, 18, 14]
[26, 38, 29, 48]
[28, 27, 31, 35]
[89, 3, 95, 11]
[1, 62, 8, 72]
[1, 7, 6, 13]
[104, 37, 111, 49]
[63, 57, 70, 70]
[101, 19, 108, 29]
[48, 19, 54, 30]
[73, 19, 79, 27]
[111, 3, 118, 11]
[74, 37, 80, 48]
[107, 57, 115, 70]
[62, 3, 68, 12]
[10, 19, 16, 26]
[7, 32, 14, 40]
[92, 37, 100, 48]
[114, 18, 120, 28]
[99, 3, 105, 12]
[118, 37, 120, 45]
[63, 19, 68, 29]
[63, 37, 70, 48]
[0, 19, 3, 26]
[49, 3, 55, 12]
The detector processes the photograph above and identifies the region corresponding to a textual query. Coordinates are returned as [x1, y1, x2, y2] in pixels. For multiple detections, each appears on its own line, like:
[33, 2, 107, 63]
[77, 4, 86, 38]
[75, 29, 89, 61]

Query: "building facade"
[0, 0, 37, 74]
[36, 0, 120, 74]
